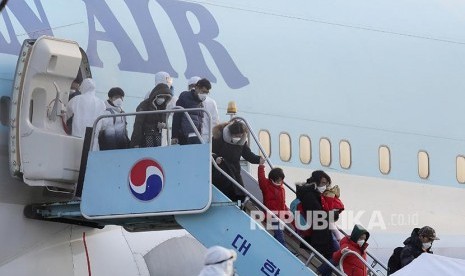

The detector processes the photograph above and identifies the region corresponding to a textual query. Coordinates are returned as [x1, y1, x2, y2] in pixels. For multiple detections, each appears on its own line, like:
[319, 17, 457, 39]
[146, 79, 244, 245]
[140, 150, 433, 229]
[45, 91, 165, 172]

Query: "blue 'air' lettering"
[0, 0, 248, 89]
[82, 0, 177, 77]
[0, 0, 52, 53]
[158, 0, 249, 88]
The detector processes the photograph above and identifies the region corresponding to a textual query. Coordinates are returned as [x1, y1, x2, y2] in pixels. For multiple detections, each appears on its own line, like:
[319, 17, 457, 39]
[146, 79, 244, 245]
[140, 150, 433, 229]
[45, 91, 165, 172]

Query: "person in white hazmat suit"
[198, 246, 237, 276]
[144, 71, 173, 99]
[66, 78, 106, 139]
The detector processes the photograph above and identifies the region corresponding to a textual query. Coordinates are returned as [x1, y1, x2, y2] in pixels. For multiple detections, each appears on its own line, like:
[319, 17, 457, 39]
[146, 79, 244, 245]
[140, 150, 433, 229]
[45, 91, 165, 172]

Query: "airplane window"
[0, 96, 11, 126]
[299, 135, 311, 164]
[339, 140, 351, 169]
[319, 138, 331, 166]
[379, 146, 391, 174]
[258, 130, 271, 157]
[418, 151, 429, 179]
[279, 132, 291, 162]
[456, 156, 465, 184]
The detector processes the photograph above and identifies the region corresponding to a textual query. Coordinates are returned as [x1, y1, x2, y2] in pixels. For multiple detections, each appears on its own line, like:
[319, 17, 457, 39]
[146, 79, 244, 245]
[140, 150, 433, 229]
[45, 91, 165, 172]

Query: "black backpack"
[387, 246, 403, 275]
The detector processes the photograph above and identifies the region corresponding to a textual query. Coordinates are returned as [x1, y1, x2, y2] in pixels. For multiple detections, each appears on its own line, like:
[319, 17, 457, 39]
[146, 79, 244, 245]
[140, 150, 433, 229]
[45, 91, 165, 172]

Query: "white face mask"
[231, 137, 241, 144]
[271, 180, 282, 186]
[198, 93, 207, 101]
[422, 242, 432, 250]
[317, 186, 326, 193]
[357, 240, 365, 247]
[155, 98, 166, 105]
[113, 98, 123, 107]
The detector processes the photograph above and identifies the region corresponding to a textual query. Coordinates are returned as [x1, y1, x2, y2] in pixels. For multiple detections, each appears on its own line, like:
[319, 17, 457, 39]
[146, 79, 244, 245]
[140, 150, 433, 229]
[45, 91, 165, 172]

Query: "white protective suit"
[201, 96, 219, 142]
[66, 78, 106, 138]
[144, 71, 173, 99]
[198, 246, 237, 276]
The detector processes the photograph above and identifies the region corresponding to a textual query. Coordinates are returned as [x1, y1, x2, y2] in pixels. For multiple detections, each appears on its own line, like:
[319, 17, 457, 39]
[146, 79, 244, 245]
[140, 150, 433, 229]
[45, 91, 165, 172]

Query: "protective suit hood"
[79, 78, 96, 95]
[155, 71, 172, 86]
[198, 246, 237, 276]
[66, 78, 105, 139]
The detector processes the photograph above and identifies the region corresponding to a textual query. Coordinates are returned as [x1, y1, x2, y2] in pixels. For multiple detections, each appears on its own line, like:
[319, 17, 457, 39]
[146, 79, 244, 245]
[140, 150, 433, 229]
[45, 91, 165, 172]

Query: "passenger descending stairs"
[240, 168, 388, 276]
[23, 114, 385, 276]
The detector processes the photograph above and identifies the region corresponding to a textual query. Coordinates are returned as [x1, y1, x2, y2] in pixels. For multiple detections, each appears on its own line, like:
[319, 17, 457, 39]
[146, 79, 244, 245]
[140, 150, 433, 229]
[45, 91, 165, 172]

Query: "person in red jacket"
[332, 224, 370, 276]
[321, 186, 345, 247]
[258, 160, 289, 246]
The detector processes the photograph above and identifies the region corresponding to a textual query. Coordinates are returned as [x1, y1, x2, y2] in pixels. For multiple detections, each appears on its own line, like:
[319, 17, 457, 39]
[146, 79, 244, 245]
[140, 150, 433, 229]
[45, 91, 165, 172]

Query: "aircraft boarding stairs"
[23, 111, 386, 276]
[241, 170, 388, 276]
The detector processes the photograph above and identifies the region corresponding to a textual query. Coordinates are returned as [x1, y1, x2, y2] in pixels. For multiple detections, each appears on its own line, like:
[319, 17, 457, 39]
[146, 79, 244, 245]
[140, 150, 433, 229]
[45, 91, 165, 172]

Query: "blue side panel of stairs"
[175, 188, 317, 276]
[81, 144, 211, 218]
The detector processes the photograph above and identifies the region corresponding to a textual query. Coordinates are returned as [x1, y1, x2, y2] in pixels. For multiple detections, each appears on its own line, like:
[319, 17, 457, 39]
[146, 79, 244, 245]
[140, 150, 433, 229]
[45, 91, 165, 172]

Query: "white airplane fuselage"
[1, 0, 465, 275]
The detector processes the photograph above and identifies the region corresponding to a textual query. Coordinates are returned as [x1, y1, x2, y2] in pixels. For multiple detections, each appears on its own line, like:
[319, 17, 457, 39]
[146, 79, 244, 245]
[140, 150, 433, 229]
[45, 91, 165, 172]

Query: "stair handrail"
[335, 227, 388, 271]
[211, 158, 345, 276]
[339, 249, 385, 276]
[239, 168, 388, 274]
[169, 106, 209, 144]
[235, 117, 296, 194]
[232, 116, 388, 274]
[90, 107, 211, 150]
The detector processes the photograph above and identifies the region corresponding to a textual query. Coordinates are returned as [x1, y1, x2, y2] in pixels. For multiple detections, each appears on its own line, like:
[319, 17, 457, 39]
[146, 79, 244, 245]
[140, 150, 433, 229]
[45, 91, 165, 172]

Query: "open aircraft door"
[9, 36, 89, 189]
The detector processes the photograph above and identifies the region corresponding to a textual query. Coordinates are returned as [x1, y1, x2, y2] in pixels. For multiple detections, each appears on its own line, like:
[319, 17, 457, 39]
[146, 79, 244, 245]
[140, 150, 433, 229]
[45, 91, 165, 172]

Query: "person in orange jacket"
[332, 224, 370, 276]
[257, 159, 289, 246]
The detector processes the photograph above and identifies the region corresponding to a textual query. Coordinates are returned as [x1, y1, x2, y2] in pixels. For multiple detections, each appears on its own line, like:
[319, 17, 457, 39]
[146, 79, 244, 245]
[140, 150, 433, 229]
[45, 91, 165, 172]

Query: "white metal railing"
[211, 117, 344, 275]
[90, 107, 211, 150]
[232, 116, 388, 276]
[211, 159, 345, 276]
[339, 249, 385, 276]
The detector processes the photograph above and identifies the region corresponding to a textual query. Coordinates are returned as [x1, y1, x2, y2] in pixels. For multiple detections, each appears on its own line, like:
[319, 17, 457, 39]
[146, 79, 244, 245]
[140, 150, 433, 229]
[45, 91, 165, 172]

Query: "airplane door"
[9, 36, 88, 189]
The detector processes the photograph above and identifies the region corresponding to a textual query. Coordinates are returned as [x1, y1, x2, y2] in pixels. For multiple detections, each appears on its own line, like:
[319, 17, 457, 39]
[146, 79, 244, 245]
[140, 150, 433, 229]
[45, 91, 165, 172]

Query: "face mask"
[271, 180, 282, 186]
[231, 137, 241, 144]
[155, 98, 165, 105]
[317, 186, 326, 193]
[357, 240, 365, 247]
[422, 242, 432, 250]
[113, 98, 123, 107]
[198, 93, 207, 102]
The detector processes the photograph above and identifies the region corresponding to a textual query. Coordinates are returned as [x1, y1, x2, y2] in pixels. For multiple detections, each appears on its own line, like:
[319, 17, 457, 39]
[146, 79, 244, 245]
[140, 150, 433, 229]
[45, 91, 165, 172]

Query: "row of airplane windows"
[257, 130, 465, 184]
[3, 100, 465, 184]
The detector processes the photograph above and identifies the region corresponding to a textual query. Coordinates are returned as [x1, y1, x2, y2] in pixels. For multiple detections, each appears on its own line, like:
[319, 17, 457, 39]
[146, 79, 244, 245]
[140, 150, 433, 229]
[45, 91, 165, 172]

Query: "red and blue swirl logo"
[129, 159, 165, 201]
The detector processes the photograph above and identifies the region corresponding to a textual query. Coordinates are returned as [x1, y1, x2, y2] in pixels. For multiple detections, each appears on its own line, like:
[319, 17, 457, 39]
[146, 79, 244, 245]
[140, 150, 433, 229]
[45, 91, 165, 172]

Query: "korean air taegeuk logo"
[129, 159, 165, 201]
